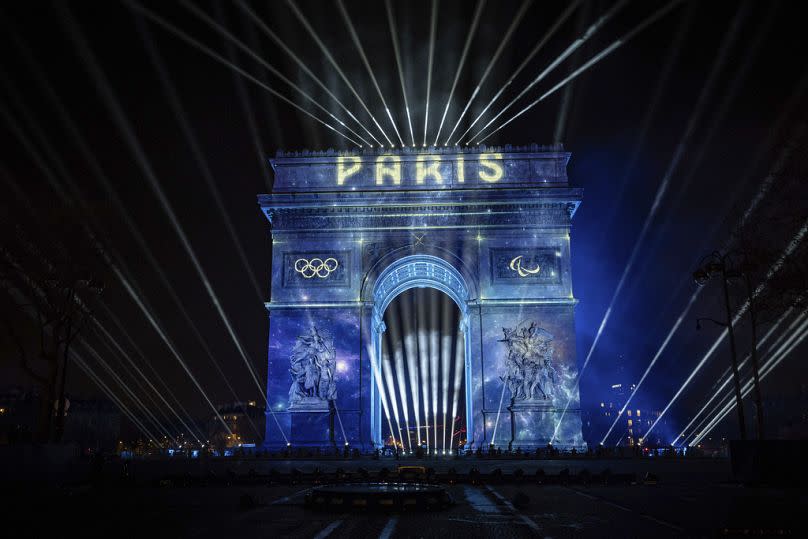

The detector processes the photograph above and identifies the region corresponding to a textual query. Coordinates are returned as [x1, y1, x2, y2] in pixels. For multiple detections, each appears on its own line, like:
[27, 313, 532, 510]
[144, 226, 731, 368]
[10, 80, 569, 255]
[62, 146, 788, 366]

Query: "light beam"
[99, 302, 205, 441]
[384, 0, 415, 146]
[5, 32, 264, 440]
[135, 17, 264, 300]
[335, 0, 404, 145]
[475, 0, 685, 144]
[212, 2, 274, 189]
[82, 338, 178, 444]
[429, 289, 440, 452]
[0, 69, 217, 441]
[91, 318, 207, 442]
[61, 3, 300, 438]
[368, 332, 398, 449]
[448, 321, 465, 453]
[453, 0, 580, 144]
[333, 400, 348, 446]
[126, 0, 362, 147]
[90, 323, 189, 438]
[400, 290, 422, 445]
[600, 288, 701, 444]
[465, 0, 630, 144]
[641, 217, 808, 443]
[593, 2, 694, 246]
[236, 0, 378, 147]
[387, 303, 412, 450]
[72, 351, 160, 443]
[382, 339, 404, 450]
[443, 0, 533, 145]
[690, 316, 808, 447]
[491, 376, 508, 447]
[603, 114, 808, 446]
[625, 2, 772, 270]
[433, 0, 487, 146]
[422, 0, 439, 146]
[440, 294, 453, 451]
[417, 288, 430, 451]
[676, 309, 799, 446]
[552, 0, 739, 443]
[0, 266, 165, 444]
[178, 0, 370, 147]
[62, 3, 283, 419]
[286, 0, 392, 146]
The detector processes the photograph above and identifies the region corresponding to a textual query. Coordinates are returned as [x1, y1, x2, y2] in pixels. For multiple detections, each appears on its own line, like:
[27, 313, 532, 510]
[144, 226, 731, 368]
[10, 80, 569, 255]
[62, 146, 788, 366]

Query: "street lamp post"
[693, 252, 747, 441]
[742, 271, 764, 440]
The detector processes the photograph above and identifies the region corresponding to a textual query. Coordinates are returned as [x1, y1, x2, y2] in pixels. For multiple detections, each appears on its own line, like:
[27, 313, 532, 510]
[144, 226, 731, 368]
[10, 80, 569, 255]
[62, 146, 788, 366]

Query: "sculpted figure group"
[289, 326, 337, 407]
[500, 321, 558, 403]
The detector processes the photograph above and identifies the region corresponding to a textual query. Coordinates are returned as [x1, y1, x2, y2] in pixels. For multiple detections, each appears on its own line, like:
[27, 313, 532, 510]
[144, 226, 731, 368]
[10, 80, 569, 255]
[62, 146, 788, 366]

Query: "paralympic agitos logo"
[509, 255, 541, 277]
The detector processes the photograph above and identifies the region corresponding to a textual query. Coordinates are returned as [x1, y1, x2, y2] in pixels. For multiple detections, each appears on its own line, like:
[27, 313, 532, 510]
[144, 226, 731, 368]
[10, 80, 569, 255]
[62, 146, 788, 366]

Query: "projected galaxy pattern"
[260, 145, 585, 450]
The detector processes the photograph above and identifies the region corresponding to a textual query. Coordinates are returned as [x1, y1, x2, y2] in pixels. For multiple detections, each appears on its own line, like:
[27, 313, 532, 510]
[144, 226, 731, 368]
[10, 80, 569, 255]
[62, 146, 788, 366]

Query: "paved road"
[9, 480, 800, 538]
[4, 458, 804, 537]
[203, 483, 684, 538]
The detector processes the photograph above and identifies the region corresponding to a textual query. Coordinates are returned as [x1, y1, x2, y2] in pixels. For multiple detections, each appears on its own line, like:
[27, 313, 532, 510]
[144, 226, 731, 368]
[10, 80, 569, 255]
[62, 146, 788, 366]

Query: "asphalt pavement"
[4, 458, 804, 537]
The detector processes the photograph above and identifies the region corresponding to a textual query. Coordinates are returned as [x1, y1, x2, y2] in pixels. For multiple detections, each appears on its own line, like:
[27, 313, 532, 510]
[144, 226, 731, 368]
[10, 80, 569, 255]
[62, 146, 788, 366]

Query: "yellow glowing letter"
[456, 155, 465, 183]
[337, 156, 361, 186]
[478, 152, 504, 183]
[375, 155, 401, 185]
[416, 155, 443, 184]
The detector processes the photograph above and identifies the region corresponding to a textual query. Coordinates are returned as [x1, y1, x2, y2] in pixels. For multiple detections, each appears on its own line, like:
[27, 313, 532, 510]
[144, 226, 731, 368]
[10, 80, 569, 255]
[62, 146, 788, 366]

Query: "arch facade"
[259, 146, 585, 450]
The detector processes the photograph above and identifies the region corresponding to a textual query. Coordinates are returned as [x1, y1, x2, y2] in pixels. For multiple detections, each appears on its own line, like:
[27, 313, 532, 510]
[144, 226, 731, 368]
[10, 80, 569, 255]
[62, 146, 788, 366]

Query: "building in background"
[0, 386, 38, 444]
[0, 387, 120, 452]
[207, 400, 265, 451]
[583, 361, 669, 447]
[62, 397, 121, 453]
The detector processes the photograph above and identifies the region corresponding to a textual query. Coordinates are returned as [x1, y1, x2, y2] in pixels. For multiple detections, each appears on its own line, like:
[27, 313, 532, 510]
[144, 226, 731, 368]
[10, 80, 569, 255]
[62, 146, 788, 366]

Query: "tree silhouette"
[0, 199, 105, 443]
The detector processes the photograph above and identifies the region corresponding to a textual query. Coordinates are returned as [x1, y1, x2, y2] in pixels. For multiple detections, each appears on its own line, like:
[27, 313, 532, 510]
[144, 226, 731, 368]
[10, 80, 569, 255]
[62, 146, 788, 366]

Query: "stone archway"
[368, 255, 473, 448]
[259, 146, 585, 450]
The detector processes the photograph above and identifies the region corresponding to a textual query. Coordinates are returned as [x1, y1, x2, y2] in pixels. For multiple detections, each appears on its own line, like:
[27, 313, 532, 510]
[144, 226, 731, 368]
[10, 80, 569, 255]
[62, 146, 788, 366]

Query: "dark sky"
[1, 0, 806, 444]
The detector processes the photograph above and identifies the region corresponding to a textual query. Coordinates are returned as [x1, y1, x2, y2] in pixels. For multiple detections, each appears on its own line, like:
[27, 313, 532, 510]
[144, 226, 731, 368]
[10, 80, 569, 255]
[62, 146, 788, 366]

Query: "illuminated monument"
[259, 145, 585, 450]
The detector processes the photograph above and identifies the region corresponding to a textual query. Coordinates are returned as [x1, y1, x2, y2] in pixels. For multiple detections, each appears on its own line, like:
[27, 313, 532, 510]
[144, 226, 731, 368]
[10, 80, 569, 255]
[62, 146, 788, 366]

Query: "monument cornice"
[259, 185, 582, 203]
[266, 205, 576, 231]
[259, 187, 581, 214]
[271, 142, 567, 160]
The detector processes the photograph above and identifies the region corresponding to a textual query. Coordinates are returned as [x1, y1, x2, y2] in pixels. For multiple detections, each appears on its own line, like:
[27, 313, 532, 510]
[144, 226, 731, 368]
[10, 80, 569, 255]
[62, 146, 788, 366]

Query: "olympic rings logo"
[294, 257, 339, 279]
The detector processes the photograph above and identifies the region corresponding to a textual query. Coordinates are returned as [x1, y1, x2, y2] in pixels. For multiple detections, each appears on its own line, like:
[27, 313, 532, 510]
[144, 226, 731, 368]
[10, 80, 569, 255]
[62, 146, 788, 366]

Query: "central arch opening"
[368, 254, 474, 452]
[380, 287, 466, 454]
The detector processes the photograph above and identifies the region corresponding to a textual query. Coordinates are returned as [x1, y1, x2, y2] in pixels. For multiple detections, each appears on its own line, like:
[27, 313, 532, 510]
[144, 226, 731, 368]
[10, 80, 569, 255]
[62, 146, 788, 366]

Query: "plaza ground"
[3, 457, 804, 537]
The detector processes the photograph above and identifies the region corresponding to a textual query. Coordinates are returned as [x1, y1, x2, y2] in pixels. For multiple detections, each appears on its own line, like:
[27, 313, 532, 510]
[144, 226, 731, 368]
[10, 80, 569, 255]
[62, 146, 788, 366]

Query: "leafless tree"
[728, 125, 808, 439]
[0, 201, 105, 443]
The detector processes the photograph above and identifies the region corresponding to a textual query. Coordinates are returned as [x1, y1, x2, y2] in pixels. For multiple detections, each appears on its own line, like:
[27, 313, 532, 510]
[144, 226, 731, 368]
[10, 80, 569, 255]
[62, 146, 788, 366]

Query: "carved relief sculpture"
[499, 321, 558, 406]
[288, 326, 337, 411]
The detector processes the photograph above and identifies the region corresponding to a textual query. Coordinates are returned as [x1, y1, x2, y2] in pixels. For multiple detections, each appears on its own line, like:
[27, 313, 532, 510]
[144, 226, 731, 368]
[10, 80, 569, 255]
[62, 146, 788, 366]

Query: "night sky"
[1, 0, 806, 444]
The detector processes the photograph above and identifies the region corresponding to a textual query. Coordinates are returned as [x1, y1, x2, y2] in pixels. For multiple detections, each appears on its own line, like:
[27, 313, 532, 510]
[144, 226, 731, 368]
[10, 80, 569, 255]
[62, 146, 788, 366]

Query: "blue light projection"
[259, 145, 585, 450]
